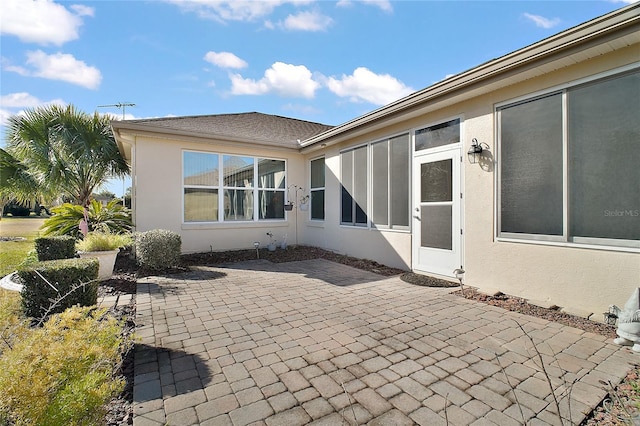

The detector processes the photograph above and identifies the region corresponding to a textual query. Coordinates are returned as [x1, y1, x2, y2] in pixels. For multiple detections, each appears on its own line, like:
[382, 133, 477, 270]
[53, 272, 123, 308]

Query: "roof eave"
[111, 121, 302, 151]
[300, 3, 640, 150]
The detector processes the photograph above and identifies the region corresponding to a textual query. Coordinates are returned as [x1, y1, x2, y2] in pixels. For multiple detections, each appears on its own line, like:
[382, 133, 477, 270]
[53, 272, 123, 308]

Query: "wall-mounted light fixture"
[467, 138, 490, 164]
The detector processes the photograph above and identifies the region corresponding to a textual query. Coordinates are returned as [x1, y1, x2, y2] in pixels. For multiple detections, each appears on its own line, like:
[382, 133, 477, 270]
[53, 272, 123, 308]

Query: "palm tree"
[0, 148, 38, 217]
[4, 104, 129, 207]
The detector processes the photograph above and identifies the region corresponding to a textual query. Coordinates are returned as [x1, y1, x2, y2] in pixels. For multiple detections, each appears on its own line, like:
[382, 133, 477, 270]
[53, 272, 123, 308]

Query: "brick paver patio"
[132, 259, 636, 425]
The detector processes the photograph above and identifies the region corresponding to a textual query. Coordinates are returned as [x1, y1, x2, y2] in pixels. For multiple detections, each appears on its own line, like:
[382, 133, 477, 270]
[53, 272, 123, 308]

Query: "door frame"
[411, 145, 464, 279]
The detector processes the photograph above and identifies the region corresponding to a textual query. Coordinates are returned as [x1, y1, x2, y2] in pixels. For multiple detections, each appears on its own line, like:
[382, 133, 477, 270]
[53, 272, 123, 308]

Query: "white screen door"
[412, 148, 462, 277]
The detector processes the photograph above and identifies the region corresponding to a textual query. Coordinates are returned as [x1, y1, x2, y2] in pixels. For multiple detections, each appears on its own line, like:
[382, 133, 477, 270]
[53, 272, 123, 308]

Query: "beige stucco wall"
[131, 134, 306, 253]
[462, 47, 640, 317]
[302, 45, 639, 317]
[301, 142, 413, 270]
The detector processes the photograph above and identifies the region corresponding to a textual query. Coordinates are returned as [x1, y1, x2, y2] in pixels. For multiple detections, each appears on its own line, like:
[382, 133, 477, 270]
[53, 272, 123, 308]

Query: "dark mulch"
[455, 287, 618, 339]
[102, 301, 135, 426]
[100, 253, 138, 426]
[400, 272, 459, 287]
[104, 246, 636, 426]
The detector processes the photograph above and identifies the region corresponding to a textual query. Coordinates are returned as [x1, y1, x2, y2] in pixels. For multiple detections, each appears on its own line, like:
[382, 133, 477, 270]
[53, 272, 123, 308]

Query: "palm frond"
[4, 104, 130, 206]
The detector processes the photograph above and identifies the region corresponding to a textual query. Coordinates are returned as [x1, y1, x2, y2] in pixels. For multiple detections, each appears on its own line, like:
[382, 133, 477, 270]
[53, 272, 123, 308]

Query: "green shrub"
[41, 199, 132, 238]
[0, 289, 29, 357]
[0, 306, 127, 426]
[135, 229, 181, 270]
[76, 231, 132, 252]
[18, 258, 99, 319]
[34, 235, 76, 261]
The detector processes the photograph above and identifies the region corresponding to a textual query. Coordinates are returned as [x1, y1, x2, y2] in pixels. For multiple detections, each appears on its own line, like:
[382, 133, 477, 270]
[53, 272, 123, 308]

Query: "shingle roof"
[117, 112, 334, 149]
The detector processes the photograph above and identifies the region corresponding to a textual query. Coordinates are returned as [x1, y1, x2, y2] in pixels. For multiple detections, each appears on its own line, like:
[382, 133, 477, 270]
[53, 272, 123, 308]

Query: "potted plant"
[76, 231, 132, 280]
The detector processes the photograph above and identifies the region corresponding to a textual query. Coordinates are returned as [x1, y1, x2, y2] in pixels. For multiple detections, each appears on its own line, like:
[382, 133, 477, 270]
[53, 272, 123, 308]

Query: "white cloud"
[282, 103, 322, 116]
[100, 112, 137, 121]
[609, 0, 639, 3]
[0, 59, 29, 76]
[0, 109, 14, 126]
[11, 50, 102, 89]
[282, 11, 333, 31]
[1, 92, 45, 108]
[70, 4, 95, 17]
[360, 0, 392, 12]
[337, 0, 393, 12]
[0, 93, 66, 125]
[0, 0, 94, 46]
[326, 67, 413, 105]
[165, 0, 313, 23]
[230, 62, 320, 98]
[523, 13, 561, 29]
[204, 51, 248, 69]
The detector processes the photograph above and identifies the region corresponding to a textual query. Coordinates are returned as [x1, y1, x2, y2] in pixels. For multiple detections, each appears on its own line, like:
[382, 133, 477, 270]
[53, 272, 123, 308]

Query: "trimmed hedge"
[34, 236, 76, 261]
[135, 229, 181, 271]
[18, 258, 99, 319]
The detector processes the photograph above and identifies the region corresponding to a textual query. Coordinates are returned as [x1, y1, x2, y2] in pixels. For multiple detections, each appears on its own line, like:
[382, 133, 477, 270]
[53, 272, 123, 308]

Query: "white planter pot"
[79, 250, 119, 280]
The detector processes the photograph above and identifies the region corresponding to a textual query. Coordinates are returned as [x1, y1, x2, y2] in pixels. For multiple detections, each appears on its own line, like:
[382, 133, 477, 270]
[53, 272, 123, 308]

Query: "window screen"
[500, 94, 564, 236]
[310, 158, 325, 220]
[498, 69, 640, 247]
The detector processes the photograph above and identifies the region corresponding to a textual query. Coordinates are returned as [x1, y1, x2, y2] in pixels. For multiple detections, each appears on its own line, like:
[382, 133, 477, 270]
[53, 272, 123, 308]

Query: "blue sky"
[1, 0, 634, 196]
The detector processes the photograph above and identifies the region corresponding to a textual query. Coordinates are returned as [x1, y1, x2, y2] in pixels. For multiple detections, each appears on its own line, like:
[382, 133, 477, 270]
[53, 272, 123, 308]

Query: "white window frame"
[370, 132, 411, 231]
[339, 132, 411, 231]
[182, 150, 221, 223]
[340, 143, 369, 228]
[309, 156, 325, 221]
[182, 150, 288, 224]
[495, 64, 640, 252]
[256, 157, 287, 221]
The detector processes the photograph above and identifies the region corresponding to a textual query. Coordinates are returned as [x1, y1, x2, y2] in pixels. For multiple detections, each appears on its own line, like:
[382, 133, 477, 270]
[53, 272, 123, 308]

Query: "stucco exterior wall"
[132, 135, 306, 253]
[302, 45, 639, 317]
[301, 142, 412, 270]
[461, 46, 640, 317]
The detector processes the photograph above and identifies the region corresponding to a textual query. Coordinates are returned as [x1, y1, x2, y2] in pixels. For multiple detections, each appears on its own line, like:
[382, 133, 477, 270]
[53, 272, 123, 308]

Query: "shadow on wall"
[478, 149, 494, 172]
[310, 160, 411, 271]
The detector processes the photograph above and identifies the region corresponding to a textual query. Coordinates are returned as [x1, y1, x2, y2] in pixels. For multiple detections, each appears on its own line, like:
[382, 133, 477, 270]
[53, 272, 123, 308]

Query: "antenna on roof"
[97, 102, 136, 120]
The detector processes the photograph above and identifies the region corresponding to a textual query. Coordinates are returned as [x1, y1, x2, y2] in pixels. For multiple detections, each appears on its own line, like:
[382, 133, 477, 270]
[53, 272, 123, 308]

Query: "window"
[341, 133, 410, 228]
[258, 159, 285, 220]
[310, 158, 325, 220]
[341, 146, 368, 226]
[183, 152, 219, 222]
[183, 151, 286, 223]
[415, 118, 460, 151]
[371, 134, 410, 228]
[498, 69, 640, 248]
[223, 155, 254, 221]
[500, 94, 563, 236]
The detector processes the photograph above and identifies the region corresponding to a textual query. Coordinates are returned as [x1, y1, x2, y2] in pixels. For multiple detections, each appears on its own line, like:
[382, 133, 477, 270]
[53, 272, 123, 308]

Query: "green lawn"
[0, 217, 45, 277]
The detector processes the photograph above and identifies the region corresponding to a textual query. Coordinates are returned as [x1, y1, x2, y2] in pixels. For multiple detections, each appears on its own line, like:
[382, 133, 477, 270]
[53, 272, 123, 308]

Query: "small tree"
[4, 104, 129, 208]
[41, 199, 132, 238]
